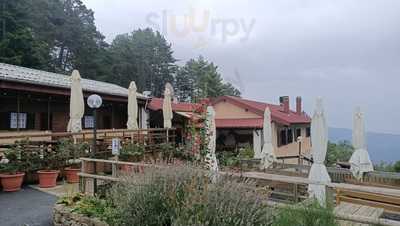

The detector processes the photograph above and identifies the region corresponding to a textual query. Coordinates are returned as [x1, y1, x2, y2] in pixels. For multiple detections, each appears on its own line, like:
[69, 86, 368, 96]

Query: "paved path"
[0, 187, 57, 226]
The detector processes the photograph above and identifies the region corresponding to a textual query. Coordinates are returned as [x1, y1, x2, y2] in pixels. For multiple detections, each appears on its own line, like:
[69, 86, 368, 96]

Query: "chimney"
[296, 96, 302, 115]
[279, 96, 290, 113]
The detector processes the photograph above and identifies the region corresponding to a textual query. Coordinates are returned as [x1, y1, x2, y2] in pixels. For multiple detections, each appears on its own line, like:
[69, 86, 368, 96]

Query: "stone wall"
[53, 204, 109, 226]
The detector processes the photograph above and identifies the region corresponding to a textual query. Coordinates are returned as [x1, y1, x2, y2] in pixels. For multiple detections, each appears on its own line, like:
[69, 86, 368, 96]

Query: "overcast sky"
[83, 0, 400, 134]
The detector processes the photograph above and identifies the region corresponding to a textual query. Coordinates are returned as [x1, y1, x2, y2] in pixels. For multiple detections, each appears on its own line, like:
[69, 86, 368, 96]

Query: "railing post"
[80, 159, 86, 193]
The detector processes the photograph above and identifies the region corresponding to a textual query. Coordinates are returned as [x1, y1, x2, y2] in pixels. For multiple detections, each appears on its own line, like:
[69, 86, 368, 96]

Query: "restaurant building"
[0, 63, 149, 135]
[210, 95, 312, 161]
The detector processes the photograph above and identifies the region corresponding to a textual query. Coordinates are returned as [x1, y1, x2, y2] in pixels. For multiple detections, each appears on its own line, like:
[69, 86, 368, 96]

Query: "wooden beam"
[338, 189, 400, 206]
[338, 196, 400, 213]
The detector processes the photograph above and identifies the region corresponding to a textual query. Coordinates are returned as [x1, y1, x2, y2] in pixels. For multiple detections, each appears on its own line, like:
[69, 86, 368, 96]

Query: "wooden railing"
[0, 128, 175, 145]
[77, 158, 400, 226]
[239, 159, 400, 189]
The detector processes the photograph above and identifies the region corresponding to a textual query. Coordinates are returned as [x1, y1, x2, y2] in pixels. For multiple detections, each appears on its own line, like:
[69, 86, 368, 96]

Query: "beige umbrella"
[260, 107, 277, 169]
[205, 106, 219, 183]
[349, 107, 373, 180]
[67, 70, 84, 133]
[163, 85, 173, 128]
[308, 97, 331, 206]
[127, 81, 139, 130]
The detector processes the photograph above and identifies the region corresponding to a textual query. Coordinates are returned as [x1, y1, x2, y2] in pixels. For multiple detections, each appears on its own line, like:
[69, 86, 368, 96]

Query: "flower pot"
[119, 164, 144, 173]
[64, 168, 80, 183]
[37, 170, 59, 188]
[120, 164, 134, 172]
[0, 172, 25, 192]
[83, 162, 105, 174]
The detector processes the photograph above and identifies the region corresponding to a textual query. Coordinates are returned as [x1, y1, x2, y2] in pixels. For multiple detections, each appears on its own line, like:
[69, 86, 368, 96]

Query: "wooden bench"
[336, 189, 400, 213]
[335, 202, 384, 226]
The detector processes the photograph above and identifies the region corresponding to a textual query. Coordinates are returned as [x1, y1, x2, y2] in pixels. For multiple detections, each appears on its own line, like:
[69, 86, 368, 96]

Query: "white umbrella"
[260, 107, 277, 169]
[349, 107, 373, 180]
[308, 97, 331, 206]
[127, 81, 139, 130]
[67, 70, 84, 133]
[163, 85, 173, 128]
[205, 106, 219, 183]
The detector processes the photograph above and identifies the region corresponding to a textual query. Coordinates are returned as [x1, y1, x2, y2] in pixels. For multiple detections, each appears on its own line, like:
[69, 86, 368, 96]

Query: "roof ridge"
[225, 95, 281, 108]
[0, 62, 127, 90]
[0, 62, 148, 98]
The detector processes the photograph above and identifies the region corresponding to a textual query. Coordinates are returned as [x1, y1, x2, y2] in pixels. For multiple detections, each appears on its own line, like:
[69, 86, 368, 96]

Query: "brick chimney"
[296, 96, 302, 115]
[280, 96, 290, 113]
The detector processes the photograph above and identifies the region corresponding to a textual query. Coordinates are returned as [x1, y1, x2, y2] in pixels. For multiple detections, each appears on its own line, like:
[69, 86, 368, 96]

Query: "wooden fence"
[77, 158, 400, 226]
[239, 158, 400, 189]
[0, 128, 175, 146]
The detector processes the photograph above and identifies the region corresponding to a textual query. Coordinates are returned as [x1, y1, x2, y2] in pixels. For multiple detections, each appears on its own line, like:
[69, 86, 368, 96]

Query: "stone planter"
[53, 204, 109, 226]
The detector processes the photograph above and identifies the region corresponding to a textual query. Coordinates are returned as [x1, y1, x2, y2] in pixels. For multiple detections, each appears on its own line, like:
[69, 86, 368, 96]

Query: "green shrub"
[108, 166, 273, 226]
[217, 151, 240, 167]
[272, 201, 338, 226]
[119, 143, 144, 162]
[58, 193, 117, 224]
[238, 144, 254, 159]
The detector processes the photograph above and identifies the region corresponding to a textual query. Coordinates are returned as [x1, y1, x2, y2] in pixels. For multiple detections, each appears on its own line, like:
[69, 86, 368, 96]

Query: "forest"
[0, 0, 240, 100]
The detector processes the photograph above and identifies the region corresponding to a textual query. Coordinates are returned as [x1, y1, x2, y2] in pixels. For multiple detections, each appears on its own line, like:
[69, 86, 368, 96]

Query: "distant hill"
[329, 128, 400, 163]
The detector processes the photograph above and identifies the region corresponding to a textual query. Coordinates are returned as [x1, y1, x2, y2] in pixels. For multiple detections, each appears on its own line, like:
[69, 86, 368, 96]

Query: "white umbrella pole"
[308, 98, 331, 206]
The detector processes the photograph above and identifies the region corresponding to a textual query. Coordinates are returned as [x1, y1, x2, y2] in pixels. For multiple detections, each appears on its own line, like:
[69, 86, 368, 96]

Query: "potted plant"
[119, 143, 145, 172]
[59, 139, 88, 183]
[0, 150, 25, 192]
[37, 146, 61, 188]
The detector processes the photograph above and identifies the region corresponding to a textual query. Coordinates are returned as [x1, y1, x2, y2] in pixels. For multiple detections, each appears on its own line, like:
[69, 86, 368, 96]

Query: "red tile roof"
[147, 98, 203, 112]
[215, 118, 264, 128]
[212, 96, 311, 127]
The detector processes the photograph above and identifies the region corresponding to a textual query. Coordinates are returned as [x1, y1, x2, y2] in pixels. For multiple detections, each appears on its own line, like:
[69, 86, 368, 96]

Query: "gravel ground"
[0, 187, 57, 226]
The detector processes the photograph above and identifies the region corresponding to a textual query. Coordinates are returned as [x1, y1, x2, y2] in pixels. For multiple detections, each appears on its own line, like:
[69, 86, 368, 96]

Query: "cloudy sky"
[83, 0, 400, 134]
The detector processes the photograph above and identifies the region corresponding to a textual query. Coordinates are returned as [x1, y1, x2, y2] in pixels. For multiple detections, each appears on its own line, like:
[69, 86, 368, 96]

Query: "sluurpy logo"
[146, 8, 256, 49]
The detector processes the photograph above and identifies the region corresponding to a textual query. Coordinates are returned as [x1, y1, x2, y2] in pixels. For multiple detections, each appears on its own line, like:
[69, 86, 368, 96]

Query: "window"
[10, 112, 27, 129]
[287, 128, 293, 143]
[84, 116, 94, 128]
[279, 129, 287, 146]
[306, 127, 311, 137]
[295, 128, 301, 139]
[7, 112, 34, 130]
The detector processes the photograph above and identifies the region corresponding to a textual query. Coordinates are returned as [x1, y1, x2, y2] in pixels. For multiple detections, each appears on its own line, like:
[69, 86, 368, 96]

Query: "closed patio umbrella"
[349, 107, 373, 180]
[67, 70, 84, 133]
[127, 81, 139, 130]
[205, 106, 219, 183]
[163, 85, 173, 129]
[260, 107, 276, 169]
[308, 97, 331, 206]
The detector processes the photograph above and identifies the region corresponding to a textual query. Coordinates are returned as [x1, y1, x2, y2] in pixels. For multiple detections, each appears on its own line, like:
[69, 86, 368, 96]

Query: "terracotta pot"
[0, 172, 25, 192]
[64, 168, 80, 183]
[83, 162, 105, 174]
[120, 164, 134, 172]
[120, 164, 144, 173]
[37, 170, 60, 188]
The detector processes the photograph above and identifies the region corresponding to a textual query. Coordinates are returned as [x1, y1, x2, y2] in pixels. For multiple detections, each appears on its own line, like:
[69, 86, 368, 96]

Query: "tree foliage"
[108, 28, 176, 96]
[175, 56, 241, 102]
[0, 0, 240, 99]
[326, 140, 353, 166]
